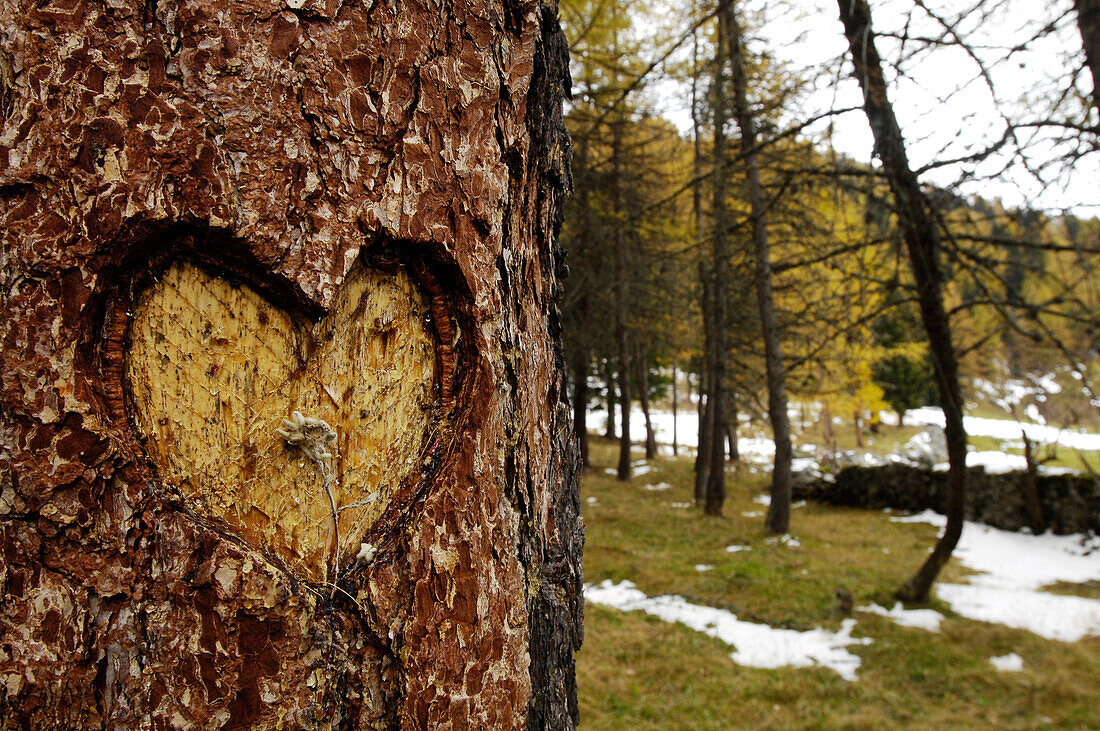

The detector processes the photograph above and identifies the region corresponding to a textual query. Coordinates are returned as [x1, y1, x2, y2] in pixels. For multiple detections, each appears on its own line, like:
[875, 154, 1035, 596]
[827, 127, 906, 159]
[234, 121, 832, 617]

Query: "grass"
[577, 437, 1100, 729]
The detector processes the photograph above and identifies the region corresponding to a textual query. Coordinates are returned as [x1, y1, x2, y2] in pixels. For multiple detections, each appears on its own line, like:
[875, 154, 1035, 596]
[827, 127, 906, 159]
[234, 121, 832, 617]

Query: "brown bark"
[1021, 431, 1046, 534]
[838, 0, 969, 604]
[574, 356, 591, 470]
[0, 1, 582, 727]
[1076, 0, 1100, 117]
[692, 25, 712, 506]
[672, 364, 679, 457]
[727, 0, 792, 534]
[704, 0, 733, 517]
[636, 344, 657, 460]
[612, 111, 633, 482]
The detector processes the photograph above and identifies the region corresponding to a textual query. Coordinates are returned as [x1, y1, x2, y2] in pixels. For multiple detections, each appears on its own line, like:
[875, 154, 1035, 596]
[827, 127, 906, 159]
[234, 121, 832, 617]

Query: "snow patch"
[889, 511, 1100, 640]
[585, 580, 871, 680]
[858, 602, 944, 632]
[644, 482, 673, 491]
[989, 653, 1024, 672]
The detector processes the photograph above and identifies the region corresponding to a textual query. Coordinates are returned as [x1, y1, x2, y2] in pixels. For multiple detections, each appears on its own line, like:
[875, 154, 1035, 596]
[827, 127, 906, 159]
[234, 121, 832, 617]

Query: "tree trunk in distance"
[1076, 0, 1100, 116]
[691, 21, 712, 506]
[1021, 431, 1046, 534]
[611, 105, 632, 482]
[838, 0, 969, 604]
[728, 0, 792, 534]
[705, 0, 733, 517]
[605, 369, 618, 440]
[0, 1, 582, 727]
[672, 364, 680, 457]
[574, 355, 591, 470]
[636, 344, 657, 460]
[728, 398, 740, 463]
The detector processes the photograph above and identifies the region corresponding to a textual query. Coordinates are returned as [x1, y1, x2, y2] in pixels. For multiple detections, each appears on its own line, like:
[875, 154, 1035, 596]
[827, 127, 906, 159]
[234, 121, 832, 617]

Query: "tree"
[0, 0, 583, 726]
[727, 0, 794, 534]
[837, 0, 969, 603]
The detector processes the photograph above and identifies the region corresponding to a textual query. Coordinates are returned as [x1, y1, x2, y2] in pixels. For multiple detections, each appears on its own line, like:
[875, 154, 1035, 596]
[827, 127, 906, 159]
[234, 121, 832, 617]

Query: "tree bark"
[0, 1, 583, 727]
[574, 354, 591, 470]
[605, 363, 618, 440]
[611, 105, 632, 481]
[672, 364, 680, 457]
[1076, 0, 1100, 117]
[636, 344, 657, 460]
[838, 0, 969, 604]
[1021, 431, 1046, 534]
[727, 0, 792, 534]
[705, 0, 733, 517]
[692, 24, 712, 506]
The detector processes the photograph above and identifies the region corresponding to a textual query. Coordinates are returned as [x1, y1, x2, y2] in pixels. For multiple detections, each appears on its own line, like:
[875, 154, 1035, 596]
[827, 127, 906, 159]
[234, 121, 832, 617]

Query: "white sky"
[633, 0, 1098, 216]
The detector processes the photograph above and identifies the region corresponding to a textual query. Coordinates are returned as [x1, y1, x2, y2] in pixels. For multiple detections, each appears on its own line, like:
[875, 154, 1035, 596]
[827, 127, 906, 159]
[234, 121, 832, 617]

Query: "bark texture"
[726, 0, 791, 535]
[0, 0, 582, 727]
[838, 0, 968, 604]
[1077, 0, 1100, 117]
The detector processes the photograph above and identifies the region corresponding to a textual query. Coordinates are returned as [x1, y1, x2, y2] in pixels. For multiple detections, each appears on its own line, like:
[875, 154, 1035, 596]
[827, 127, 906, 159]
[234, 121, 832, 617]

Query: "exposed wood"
[128, 260, 440, 584]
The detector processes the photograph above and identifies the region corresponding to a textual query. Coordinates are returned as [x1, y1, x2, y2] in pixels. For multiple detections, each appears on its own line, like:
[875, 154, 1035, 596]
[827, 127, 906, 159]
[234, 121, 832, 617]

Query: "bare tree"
[837, 0, 970, 603]
[728, 0, 794, 534]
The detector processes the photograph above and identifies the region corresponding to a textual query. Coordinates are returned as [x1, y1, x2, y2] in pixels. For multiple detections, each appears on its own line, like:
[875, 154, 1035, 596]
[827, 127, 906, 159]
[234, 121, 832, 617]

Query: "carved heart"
[127, 259, 441, 583]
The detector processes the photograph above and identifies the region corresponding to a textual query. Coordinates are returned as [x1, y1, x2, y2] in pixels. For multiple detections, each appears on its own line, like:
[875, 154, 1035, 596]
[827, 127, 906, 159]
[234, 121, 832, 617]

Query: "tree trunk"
[728, 0, 792, 534]
[611, 104, 632, 481]
[1076, 0, 1100, 116]
[605, 366, 618, 440]
[691, 22, 711, 506]
[0, 2, 582, 727]
[636, 345, 657, 460]
[838, 0, 969, 604]
[727, 397, 740, 463]
[574, 355, 591, 470]
[672, 364, 679, 457]
[705, 0, 733, 517]
[1021, 431, 1046, 534]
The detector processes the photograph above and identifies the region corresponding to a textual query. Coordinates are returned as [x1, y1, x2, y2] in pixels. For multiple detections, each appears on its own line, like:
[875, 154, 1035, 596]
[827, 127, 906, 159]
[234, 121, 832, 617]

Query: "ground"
[577, 436, 1100, 730]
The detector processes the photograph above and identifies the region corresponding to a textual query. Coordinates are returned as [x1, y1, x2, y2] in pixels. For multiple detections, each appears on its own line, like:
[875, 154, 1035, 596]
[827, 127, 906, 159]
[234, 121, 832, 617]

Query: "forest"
[562, 0, 1100, 725]
[1, 0, 1098, 726]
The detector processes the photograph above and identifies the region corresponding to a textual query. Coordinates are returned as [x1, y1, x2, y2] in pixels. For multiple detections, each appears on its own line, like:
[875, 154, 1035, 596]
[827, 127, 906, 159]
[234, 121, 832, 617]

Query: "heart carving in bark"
[127, 259, 443, 584]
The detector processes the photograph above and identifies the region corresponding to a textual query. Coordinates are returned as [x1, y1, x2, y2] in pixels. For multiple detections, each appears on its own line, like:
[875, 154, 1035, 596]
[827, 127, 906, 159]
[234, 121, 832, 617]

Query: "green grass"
[577, 438, 1100, 729]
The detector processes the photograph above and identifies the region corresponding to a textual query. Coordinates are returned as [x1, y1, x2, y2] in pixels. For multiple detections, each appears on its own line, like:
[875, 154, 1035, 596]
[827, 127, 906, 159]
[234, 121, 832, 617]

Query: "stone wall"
[794, 464, 1100, 535]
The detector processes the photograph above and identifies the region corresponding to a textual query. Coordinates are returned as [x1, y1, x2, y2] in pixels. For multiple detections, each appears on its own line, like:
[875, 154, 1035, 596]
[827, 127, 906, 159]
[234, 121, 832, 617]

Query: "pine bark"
[0, 1, 582, 727]
[1076, 0, 1100, 117]
[574, 356, 590, 470]
[636, 344, 657, 460]
[838, 0, 968, 604]
[612, 112, 633, 482]
[727, 0, 792, 533]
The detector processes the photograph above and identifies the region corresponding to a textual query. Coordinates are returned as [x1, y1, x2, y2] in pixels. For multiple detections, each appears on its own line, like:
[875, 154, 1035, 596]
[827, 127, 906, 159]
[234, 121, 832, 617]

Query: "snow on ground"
[990, 653, 1024, 672]
[857, 603, 944, 631]
[940, 450, 1078, 475]
[895, 406, 1100, 452]
[644, 482, 672, 491]
[890, 511, 1100, 641]
[585, 580, 871, 681]
[601, 403, 1100, 479]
